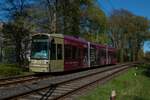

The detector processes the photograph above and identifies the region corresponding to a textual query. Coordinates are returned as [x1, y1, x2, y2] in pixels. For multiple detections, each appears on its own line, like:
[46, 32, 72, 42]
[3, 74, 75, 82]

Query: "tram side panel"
[89, 43, 97, 67]
[89, 43, 102, 67]
[111, 49, 117, 64]
[64, 36, 88, 71]
[49, 36, 64, 72]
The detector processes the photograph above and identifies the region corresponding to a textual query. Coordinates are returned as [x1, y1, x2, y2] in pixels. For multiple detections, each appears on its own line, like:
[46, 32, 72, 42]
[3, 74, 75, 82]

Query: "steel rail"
[54, 65, 131, 100]
[0, 62, 140, 100]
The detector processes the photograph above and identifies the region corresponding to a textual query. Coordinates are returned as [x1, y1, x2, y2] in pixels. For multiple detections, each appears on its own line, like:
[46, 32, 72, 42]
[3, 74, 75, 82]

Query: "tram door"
[50, 37, 64, 72]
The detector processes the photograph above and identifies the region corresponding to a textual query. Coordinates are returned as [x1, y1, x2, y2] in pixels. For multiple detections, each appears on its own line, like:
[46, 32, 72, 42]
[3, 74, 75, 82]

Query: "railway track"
[0, 63, 128, 88]
[0, 73, 53, 87]
[0, 62, 139, 100]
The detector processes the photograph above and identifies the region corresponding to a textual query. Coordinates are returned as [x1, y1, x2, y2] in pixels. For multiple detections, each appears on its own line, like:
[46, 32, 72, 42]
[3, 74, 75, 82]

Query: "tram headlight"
[43, 60, 49, 64]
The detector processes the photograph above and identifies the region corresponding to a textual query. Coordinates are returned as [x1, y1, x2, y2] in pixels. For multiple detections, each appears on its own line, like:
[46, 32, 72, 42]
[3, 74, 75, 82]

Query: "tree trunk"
[15, 40, 22, 65]
[120, 48, 124, 62]
[0, 46, 2, 62]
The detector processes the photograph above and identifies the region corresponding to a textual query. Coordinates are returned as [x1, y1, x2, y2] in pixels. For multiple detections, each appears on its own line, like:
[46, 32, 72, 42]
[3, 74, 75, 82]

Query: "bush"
[0, 64, 23, 77]
[2, 46, 16, 63]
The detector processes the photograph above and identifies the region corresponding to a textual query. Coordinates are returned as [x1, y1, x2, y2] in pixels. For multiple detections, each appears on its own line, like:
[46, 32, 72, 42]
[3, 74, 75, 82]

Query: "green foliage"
[80, 0, 93, 4]
[80, 0, 108, 43]
[1, 0, 34, 65]
[2, 22, 30, 43]
[2, 21, 30, 64]
[82, 33, 96, 42]
[34, 0, 107, 39]
[2, 46, 16, 63]
[63, 0, 80, 35]
[0, 64, 23, 77]
[87, 5, 107, 33]
[109, 9, 150, 62]
[144, 51, 150, 61]
[97, 33, 111, 44]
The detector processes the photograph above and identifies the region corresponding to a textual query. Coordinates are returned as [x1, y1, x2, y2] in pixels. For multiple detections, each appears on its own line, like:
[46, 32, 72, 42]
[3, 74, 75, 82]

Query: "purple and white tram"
[29, 33, 117, 72]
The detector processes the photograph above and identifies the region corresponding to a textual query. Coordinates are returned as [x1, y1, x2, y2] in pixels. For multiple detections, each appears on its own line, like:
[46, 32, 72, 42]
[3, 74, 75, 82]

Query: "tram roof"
[31, 33, 63, 39]
[31, 33, 116, 51]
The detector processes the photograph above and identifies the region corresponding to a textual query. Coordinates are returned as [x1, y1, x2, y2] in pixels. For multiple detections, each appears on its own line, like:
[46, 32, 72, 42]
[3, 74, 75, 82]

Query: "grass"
[78, 64, 150, 100]
[0, 64, 31, 77]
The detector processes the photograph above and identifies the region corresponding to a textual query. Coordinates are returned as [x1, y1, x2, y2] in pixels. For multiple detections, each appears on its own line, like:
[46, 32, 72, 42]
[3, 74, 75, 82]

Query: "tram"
[29, 33, 117, 72]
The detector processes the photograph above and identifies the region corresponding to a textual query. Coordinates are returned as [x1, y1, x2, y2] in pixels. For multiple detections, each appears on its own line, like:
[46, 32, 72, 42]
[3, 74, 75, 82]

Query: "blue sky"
[98, 0, 150, 52]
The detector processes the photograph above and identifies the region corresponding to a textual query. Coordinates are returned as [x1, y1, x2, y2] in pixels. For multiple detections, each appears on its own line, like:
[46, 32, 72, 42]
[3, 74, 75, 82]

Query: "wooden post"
[110, 90, 116, 100]
[134, 67, 138, 76]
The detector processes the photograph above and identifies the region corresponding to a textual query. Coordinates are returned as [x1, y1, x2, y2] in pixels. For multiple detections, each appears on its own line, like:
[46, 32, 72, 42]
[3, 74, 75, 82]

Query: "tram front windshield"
[31, 36, 49, 59]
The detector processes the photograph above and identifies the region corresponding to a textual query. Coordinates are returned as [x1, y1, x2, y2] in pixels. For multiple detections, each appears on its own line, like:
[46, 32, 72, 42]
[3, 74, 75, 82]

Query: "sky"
[98, 0, 150, 52]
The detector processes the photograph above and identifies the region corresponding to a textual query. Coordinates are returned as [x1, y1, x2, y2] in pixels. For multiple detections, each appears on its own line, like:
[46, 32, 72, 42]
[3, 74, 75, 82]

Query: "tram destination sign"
[33, 39, 48, 42]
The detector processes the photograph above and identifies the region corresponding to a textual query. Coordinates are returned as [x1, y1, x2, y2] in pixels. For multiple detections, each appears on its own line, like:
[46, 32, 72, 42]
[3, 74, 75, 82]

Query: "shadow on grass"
[122, 95, 146, 100]
[132, 96, 147, 100]
[140, 64, 150, 78]
[143, 67, 150, 77]
[135, 63, 150, 78]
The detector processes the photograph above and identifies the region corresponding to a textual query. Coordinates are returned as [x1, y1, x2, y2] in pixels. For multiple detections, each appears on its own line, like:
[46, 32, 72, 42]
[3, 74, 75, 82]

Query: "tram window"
[77, 48, 81, 58]
[72, 46, 77, 59]
[57, 44, 62, 59]
[109, 52, 112, 58]
[75, 48, 79, 59]
[113, 52, 116, 58]
[83, 48, 88, 59]
[98, 50, 101, 60]
[101, 49, 106, 57]
[65, 45, 71, 59]
[50, 43, 56, 60]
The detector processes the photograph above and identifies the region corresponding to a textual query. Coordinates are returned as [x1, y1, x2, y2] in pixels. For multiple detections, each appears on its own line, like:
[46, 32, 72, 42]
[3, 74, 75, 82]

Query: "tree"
[29, 0, 81, 35]
[80, 0, 108, 43]
[58, 0, 80, 35]
[145, 51, 150, 61]
[131, 16, 149, 60]
[31, 0, 107, 39]
[0, 23, 3, 62]
[0, 0, 35, 65]
[109, 9, 150, 62]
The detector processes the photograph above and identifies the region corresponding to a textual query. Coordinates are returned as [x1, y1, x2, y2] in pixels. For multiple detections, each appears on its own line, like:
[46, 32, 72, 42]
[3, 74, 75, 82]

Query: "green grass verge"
[0, 64, 31, 77]
[78, 64, 150, 100]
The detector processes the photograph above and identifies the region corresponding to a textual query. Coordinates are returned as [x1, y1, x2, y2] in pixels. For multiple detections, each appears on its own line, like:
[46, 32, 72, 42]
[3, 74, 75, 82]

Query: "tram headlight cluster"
[43, 60, 49, 64]
[30, 60, 49, 65]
